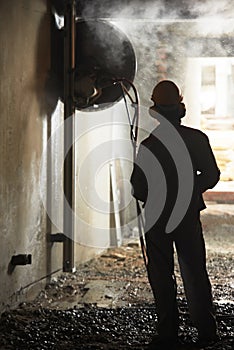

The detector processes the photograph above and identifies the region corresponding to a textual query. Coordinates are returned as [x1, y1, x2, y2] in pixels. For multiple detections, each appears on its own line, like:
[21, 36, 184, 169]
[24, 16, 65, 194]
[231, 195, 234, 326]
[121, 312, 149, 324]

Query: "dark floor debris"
[0, 301, 233, 349]
[0, 243, 233, 350]
[0, 205, 234, 349]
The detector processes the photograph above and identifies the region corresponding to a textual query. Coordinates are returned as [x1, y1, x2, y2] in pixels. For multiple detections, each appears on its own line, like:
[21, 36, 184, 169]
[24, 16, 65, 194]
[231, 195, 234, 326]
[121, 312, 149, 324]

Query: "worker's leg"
[175, 218, 217, 340]
[145, 227, 179, 340]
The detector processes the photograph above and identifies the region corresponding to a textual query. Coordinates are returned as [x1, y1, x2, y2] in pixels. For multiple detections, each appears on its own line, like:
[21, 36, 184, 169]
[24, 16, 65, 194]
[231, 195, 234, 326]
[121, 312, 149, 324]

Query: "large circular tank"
[50, 18, 136, 111]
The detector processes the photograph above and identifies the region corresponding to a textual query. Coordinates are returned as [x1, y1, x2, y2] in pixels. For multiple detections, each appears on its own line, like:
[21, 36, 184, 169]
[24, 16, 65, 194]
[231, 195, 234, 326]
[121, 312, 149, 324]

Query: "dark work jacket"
[130, 117, 220, 232]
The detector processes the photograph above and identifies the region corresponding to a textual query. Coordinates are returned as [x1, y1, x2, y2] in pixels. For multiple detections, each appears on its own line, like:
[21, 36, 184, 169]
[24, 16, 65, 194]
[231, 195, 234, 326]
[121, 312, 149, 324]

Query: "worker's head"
[151, 80, 182, 105]
[150, 80, 185, 121]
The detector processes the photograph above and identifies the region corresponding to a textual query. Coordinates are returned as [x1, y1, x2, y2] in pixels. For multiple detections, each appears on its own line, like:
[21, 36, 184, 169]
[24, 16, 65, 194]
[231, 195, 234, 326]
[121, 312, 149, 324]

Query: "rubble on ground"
[0, 204, 233, 349]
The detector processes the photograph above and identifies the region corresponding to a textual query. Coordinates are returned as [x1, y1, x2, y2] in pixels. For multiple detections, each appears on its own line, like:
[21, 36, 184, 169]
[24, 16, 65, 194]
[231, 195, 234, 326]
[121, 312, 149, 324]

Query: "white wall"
[74, 102, 134, 250]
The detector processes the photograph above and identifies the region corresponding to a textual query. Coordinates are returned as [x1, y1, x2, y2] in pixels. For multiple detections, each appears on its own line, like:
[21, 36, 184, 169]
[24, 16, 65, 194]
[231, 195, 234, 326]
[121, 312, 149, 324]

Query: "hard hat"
[151, 80, 182, 105]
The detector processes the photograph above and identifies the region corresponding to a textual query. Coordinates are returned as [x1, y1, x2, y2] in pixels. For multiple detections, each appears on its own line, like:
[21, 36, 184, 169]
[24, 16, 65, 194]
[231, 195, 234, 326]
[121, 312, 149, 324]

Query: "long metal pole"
[63, 0, 76, 272]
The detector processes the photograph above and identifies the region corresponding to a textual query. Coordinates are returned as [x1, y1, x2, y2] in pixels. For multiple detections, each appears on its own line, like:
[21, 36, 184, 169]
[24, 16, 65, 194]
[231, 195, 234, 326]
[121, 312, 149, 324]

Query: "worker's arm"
[196, 133, 220, 193]
[130, 144, 148, 203]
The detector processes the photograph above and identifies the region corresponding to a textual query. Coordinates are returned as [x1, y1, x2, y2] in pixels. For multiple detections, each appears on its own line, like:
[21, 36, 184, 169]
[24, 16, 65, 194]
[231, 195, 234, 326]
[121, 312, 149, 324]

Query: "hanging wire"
[119, 82, 135, 144]
[115, 78, 147, 267]
[115, 78, 139, 160]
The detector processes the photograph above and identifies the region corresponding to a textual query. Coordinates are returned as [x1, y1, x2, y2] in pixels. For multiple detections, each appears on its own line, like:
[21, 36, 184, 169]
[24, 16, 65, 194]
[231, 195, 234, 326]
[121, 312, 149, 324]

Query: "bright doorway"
[184, 57, 234, 192]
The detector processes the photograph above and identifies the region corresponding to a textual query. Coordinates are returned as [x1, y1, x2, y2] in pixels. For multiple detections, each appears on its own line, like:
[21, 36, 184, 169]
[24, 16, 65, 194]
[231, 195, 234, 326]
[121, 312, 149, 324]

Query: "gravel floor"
[0, 204, 233, 349]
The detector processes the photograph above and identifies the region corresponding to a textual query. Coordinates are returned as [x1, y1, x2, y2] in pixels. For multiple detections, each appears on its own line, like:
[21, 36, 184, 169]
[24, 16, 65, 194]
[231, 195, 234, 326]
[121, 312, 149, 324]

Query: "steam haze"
[75, 0, 234, 111]
[78, 0, 234, 20]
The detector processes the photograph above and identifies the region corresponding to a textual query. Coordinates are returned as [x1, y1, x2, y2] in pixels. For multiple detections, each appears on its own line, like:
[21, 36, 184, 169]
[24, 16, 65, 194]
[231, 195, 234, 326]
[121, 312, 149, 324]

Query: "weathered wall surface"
[0, 1, 49, 308]
[0, 0, 110, 314]
[0, 0, 62, 313]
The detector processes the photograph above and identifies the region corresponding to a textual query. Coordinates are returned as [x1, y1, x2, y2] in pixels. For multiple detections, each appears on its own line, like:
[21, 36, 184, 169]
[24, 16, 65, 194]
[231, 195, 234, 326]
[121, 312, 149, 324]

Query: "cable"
[119, 82, 134, 145]
[116, 78, 147, 267]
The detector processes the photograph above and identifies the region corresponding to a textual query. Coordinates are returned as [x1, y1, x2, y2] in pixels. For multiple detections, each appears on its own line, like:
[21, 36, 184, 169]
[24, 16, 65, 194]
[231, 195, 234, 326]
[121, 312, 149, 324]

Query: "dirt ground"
[0, 203, 233, 349]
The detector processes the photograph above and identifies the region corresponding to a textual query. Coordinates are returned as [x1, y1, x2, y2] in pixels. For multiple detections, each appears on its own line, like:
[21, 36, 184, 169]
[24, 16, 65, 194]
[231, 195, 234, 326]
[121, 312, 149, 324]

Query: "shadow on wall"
[34, 8, 64, 283]
[0, 0, 60, 312]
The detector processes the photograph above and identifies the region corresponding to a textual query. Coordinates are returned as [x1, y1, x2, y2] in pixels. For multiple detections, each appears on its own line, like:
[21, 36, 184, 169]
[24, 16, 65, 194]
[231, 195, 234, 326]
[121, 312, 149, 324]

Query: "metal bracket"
[48, 233, 66, 243]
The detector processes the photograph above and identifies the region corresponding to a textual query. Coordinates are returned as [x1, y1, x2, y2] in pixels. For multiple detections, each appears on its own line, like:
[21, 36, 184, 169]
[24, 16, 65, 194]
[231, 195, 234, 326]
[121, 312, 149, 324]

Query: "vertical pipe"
[63, 0, 76, 272]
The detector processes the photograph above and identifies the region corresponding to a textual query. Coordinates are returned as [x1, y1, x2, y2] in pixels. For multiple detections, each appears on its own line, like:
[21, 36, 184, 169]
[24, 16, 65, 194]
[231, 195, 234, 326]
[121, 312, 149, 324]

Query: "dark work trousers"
[145, 213, 217, 340]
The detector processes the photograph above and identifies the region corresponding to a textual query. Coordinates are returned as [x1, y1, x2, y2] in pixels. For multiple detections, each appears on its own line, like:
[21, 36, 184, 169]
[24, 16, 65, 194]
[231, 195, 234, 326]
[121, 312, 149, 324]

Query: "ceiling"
[52, 0, 234, 20]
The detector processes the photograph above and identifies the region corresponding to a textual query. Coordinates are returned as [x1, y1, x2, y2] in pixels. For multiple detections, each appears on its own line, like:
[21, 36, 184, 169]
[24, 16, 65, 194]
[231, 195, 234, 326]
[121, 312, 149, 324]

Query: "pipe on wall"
[63, 0, 76, 272]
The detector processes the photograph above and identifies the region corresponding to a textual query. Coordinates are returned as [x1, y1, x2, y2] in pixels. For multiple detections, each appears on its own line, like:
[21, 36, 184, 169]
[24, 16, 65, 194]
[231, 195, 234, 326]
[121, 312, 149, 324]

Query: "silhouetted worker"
[130, 80, 220, 349]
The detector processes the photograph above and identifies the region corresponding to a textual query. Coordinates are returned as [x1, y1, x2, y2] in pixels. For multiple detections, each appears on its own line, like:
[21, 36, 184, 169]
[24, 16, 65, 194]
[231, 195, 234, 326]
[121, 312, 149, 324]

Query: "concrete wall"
[0, 0, 58, 312]
[0, 0, 113, 314]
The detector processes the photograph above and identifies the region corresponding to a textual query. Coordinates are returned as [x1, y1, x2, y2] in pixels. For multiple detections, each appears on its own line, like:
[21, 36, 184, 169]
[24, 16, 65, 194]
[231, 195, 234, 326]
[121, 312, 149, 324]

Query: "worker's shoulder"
[141, 134, 153, 144]
[140, 133, 161, 148]
[180, 125, 208, 139]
